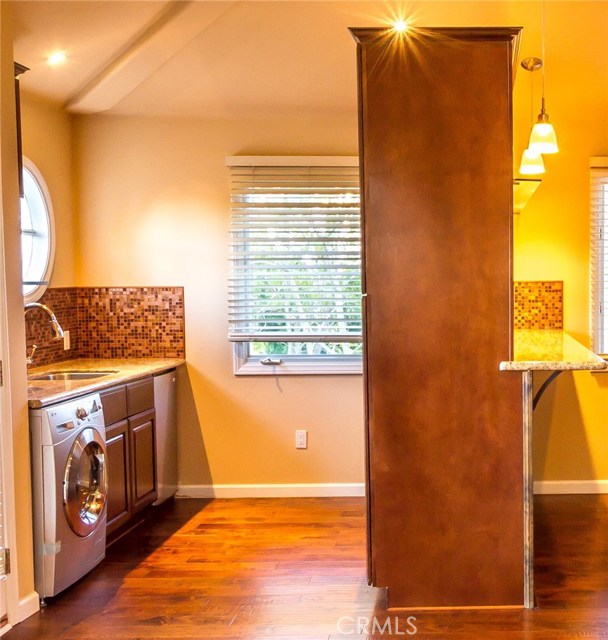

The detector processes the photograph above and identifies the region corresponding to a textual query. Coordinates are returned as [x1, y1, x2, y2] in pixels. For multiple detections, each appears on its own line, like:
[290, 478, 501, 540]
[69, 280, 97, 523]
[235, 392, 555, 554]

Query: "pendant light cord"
[541, 0, 546, 110]
[530, 68, 535, 125]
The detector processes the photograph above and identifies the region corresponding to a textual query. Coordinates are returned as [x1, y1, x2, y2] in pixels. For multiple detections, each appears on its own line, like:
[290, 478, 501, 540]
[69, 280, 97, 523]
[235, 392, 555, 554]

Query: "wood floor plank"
[5, 495, 608, 638]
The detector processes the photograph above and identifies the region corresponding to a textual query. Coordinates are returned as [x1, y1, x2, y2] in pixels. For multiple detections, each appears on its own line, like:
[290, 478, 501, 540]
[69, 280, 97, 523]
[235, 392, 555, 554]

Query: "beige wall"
[71, 1, 608, 487]
[0, 18, 75, 608]
[23, 0, 608, 488]
[20, 93, 75, 288]
[0, 3, 36, 605]
[74, 114, 365, 485]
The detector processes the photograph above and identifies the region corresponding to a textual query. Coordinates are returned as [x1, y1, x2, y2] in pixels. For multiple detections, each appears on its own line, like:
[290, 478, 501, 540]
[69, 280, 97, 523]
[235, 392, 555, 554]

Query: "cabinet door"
[129, 409, 157, 513]
[106, 419, 131, 536]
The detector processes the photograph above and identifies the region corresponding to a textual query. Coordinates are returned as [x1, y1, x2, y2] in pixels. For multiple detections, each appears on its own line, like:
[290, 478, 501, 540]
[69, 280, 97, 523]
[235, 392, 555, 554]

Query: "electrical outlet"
[63, 330, 70, 351]
[295, 429, 308, 449]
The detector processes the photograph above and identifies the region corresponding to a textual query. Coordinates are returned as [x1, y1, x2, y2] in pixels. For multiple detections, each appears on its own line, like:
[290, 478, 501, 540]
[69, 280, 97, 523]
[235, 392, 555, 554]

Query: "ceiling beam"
[65, 0, 235, 114]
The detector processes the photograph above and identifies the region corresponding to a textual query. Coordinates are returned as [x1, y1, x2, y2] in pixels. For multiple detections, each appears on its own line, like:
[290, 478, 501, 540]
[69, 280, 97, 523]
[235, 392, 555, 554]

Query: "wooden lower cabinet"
[102, 378, 157, 538]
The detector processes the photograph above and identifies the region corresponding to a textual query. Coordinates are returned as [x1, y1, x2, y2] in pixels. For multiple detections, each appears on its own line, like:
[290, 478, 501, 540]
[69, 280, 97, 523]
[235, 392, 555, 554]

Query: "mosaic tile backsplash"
[25, 288, 79, 366]
[26, 287, 185, 367]
[78, 288, 185, 358]
[26, 282, 557, 367]
[514, 281, 563, 330]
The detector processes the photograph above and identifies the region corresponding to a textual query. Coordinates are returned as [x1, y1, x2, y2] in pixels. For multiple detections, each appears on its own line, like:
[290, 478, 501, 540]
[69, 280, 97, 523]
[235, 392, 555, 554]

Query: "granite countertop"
[27, 358, 185, 408]
[499, 330, 607, 372]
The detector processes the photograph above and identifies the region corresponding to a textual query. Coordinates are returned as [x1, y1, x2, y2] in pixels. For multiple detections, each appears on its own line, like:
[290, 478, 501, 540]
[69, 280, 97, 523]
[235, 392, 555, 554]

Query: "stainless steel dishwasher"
[153, 369, 178, 504]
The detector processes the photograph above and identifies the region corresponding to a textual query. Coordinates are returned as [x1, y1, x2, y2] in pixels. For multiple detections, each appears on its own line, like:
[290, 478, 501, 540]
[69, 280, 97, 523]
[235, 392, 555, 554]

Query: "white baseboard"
[16, 591, 39, 623]
[177, 483, 366, 498]
[179, 481, 608, 498]
[534, 480, 608, 495]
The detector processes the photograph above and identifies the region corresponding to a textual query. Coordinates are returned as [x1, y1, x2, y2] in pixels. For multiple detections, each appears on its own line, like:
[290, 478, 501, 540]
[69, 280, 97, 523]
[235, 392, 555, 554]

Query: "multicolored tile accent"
[25, 286, 185, 367]
[514, 281, 563, 330]
[77, 287, 185, 359]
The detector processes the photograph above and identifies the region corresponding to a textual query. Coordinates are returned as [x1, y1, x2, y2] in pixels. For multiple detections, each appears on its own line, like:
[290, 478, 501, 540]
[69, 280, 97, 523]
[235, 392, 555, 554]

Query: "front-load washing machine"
[29, 392, 108, 600]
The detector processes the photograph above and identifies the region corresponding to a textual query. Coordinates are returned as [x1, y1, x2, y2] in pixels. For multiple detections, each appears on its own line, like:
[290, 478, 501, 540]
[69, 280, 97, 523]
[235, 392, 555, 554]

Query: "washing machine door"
[63, 427, 108, 537]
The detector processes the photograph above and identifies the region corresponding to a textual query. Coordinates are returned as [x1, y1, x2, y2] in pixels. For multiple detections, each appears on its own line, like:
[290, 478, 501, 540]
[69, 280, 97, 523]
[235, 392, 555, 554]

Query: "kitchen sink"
[29, 370, 117, 381]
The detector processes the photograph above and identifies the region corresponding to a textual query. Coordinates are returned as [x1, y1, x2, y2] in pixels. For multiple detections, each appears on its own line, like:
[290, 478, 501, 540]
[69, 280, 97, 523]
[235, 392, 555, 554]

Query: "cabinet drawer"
[100, 385, 127, 424]
[126, 377, 154, 415]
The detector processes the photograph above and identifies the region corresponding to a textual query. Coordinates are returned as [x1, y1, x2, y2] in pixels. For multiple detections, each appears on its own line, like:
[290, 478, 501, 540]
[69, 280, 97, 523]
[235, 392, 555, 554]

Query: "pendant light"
[519, 147, 545, 175]
[528, 0, 558, 154]
[519, 57, 545, 175]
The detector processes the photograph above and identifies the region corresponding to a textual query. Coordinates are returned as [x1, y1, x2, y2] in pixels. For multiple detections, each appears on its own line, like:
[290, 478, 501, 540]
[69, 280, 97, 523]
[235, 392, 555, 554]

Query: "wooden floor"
[6, 495, 608, 639]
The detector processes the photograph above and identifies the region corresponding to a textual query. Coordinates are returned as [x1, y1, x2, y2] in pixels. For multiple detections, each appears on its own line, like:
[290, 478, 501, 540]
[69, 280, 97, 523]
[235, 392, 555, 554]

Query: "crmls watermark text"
[336, 615, 418, 635]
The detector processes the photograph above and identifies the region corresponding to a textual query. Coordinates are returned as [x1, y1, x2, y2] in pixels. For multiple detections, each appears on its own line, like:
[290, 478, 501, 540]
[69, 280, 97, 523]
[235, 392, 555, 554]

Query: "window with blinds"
[226, 156, 362, 375]
[591, 159, 608, 355]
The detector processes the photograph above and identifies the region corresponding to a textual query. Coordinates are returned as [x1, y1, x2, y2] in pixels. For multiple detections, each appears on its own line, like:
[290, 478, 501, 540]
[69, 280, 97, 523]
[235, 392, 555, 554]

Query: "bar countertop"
[27, 357, 185, 408]
[499, 330, 607, 372]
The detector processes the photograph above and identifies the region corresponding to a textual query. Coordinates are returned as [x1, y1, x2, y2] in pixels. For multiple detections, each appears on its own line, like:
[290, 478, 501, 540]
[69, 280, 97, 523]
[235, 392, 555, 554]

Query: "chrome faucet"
[24, 302, 65, 341]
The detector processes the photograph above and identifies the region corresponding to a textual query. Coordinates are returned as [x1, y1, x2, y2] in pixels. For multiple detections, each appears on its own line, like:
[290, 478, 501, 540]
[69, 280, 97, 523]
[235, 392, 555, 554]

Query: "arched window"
[20, 158, 55, 302]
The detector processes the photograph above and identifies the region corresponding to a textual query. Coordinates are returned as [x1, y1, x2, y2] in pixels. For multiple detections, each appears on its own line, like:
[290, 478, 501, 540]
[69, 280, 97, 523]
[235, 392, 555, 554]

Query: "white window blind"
[590, 159, 608, 354]
[227, 157, 362, 344]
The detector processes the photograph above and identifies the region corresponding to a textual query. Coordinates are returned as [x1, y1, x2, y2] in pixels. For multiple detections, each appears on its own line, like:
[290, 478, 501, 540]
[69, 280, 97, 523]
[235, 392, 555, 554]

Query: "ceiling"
[10, 0, 398, 118]
[13, 1, 598, 120]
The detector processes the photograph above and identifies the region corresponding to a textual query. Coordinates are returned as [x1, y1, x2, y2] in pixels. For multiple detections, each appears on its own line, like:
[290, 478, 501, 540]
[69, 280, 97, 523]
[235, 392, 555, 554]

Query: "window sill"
[233, 356, 363, 376]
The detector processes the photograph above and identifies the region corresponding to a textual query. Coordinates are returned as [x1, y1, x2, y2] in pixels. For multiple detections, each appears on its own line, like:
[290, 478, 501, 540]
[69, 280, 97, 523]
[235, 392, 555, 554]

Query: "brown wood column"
[351, 27, 524, 608]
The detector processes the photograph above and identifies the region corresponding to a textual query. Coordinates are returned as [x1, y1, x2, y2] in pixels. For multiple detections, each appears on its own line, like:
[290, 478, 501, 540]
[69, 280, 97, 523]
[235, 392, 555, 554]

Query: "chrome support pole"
[523, 370, 534, 609]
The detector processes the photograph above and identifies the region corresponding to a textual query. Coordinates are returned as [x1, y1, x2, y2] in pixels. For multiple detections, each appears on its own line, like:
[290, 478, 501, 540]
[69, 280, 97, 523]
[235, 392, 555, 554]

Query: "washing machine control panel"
[45, 394, 105, 435]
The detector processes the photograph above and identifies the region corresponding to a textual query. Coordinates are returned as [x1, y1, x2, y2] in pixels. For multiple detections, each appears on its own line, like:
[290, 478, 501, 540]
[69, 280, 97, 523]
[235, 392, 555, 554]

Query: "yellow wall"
[509, 2, 608, 481]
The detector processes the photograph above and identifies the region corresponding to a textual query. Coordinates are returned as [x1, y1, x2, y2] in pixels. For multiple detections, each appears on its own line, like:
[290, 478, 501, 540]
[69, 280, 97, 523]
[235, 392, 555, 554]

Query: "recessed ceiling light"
[47, 51, 67, 67]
